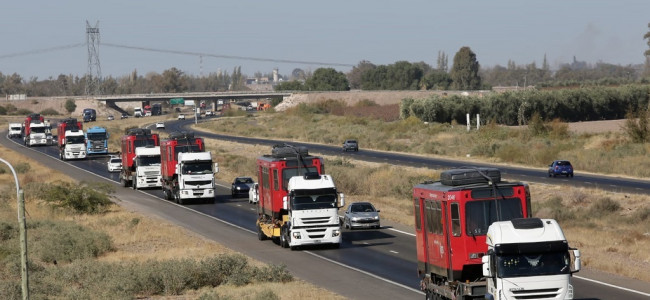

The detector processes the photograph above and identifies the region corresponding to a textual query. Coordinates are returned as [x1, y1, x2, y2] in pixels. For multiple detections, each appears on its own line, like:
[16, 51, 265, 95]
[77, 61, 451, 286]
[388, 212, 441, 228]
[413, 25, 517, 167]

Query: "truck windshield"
[136, 156, 161, 166]
[174, 145, 202, 159]
[291, 189, 337, 210]
[465, 198, 523, 236]
[30, 127, 46, 134]
[86, 132, 107, 140]
[134, 139, 156, 148]
[181, 162, 212, 174]
[10, 126, 21, 131]
[282, 167, 319, 190]
[66, 135, 85, 144]
[497, 251, 571, 278]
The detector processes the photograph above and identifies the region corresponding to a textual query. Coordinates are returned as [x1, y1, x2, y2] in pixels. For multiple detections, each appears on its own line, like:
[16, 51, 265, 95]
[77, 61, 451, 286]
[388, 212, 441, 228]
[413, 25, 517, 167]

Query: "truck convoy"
[85, 126, 110, 155]
[413, 168, 579, 299]
[255, 144, 344, 250]
[160, 131, 217, 204]
[120, 128, 161, 189]
[57, 118, 87, 160]
[21, 113, 48, 146]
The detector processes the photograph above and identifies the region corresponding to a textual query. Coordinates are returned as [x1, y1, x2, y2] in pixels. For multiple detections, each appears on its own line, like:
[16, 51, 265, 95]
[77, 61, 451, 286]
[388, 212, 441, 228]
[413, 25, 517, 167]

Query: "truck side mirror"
[339, 193, 345, 207]
[572, 249, 581, 273]
[282, 196, 288, 210]
[482, 255, 492, 277]
[213, 163, 219, 174]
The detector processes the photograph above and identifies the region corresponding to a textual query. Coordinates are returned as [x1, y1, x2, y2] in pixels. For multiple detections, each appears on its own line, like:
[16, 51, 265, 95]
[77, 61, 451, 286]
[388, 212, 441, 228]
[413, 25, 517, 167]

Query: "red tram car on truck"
[413, 168, 532, 299]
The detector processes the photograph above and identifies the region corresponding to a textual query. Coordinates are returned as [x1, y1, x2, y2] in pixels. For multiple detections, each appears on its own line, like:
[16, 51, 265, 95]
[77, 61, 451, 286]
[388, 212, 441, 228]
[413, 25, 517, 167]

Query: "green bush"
[33, 181, 114, 214]
[590, 197, 621, 217]
[29, 220, 114, 263]
[0, 105, 6, 115]
[13, 162, 31, 174]
[64, 99, 76, 113]
[39, 108, 60, 115]
[14, 108, 32, 115]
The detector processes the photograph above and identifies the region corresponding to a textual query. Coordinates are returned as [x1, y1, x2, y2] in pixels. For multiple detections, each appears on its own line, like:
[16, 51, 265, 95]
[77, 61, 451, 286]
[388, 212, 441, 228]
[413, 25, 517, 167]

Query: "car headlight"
[374, 216, 379, 220]
[236, 186, 241, 190]
[351, 217, 359, 221]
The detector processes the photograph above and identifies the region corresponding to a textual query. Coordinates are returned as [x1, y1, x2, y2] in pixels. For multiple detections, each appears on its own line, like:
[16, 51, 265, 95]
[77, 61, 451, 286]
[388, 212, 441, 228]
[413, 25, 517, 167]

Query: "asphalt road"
[2, 123, 649, 300]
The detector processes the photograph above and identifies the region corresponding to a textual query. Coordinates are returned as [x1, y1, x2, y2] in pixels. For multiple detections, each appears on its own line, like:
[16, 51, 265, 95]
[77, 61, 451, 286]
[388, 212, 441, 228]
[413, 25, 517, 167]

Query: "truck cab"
[281, 172, 344, 249]
[25, 121, 48, 146]
[60, 129, 87, 160]
[482, 218, 581, 300]
[132, 146, 162, 189]
[8, 123, 22, 138]
[85, 126, 109, 155]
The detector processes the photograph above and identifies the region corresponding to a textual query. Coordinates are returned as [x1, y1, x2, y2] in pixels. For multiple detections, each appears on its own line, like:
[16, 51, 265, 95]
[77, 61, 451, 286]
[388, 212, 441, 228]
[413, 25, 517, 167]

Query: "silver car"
[343, 202, 380, 229]
[107, 156, 122, 172]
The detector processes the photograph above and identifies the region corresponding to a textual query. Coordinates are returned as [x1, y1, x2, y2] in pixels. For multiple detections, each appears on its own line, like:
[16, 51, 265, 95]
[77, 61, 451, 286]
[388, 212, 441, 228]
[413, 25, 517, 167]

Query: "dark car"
[548, 160, 574, 177]
[343, 202, 380, 229]
[231, 176, 254, 197]
[342, 139, 359, 152]
[120, 113, 129, 119]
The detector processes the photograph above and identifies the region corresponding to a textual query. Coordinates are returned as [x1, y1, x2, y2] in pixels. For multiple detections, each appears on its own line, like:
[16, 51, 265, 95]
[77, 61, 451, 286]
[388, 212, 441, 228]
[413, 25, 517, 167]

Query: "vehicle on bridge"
[85, 126, 109, 155]
[255, 144, 344, 250]
[57, 118, 86, 160]
[120, 128, 160, 189]
[160, 131, 217, 204]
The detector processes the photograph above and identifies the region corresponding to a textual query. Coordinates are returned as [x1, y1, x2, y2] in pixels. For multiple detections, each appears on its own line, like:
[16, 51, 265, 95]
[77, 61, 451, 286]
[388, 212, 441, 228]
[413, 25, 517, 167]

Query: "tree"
[437, 51, 448, 72]
[305, 68, 349, 91]
[347, 60, 376, 89]
[449, 47, 482, 90]
[64, 99, 76, 113]
[644, 23, 650, 76]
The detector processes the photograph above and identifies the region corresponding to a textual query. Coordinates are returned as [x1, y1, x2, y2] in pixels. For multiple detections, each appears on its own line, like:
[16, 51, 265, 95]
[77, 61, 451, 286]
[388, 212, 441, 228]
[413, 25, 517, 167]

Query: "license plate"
[313, 240, 321, 243]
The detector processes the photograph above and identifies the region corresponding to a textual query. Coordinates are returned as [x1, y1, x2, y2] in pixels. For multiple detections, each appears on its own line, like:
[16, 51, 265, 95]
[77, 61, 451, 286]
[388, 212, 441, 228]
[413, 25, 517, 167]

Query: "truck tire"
[257, 223, 267, 241]
[132, 177, 137, 190]
[280, 227, 289, 248]
[163, 188, 171, 200]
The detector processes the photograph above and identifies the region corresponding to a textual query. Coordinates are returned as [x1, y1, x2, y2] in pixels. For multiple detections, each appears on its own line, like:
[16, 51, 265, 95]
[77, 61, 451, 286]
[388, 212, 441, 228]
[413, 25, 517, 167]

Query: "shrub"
[29, 220, 114, 263]
[590, 197, 621, 217]
[40, 108, 60, 115]
[15, 108, 33, 115]
[13, 162, 31, 174]
[0, 105, 6, 115]
[64, 99, 76, 113]
[34, 181, 114, 214]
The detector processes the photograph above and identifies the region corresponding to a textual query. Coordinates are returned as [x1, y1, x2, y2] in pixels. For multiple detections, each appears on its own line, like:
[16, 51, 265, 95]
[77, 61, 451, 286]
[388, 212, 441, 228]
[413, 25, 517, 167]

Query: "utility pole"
[0, 158, 29, 300]
[86, 20, 102, 95]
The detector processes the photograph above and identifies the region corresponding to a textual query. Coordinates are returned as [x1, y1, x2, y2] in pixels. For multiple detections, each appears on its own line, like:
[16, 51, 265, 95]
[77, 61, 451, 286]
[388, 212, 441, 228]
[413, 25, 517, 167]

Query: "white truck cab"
[8, 123, 22, 138]
[61, 129, 87, 160]
[175, 151, 216, 201]
[25, 122, 48, 146]
[482, 218, 581, 300]
[133, 146, 162, 189]
[281, 173, 344, 249]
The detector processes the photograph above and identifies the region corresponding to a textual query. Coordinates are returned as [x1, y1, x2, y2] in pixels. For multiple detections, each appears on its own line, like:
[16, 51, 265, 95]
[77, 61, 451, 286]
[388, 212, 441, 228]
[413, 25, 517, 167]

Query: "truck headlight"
[292, 232, 301, 239]
[332, 229, 341, 237]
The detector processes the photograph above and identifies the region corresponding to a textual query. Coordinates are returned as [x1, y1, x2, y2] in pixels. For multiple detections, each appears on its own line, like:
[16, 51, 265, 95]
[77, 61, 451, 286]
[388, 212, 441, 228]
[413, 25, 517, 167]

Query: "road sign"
[170, 98, 184, 105]
[184, 100, 195, 106]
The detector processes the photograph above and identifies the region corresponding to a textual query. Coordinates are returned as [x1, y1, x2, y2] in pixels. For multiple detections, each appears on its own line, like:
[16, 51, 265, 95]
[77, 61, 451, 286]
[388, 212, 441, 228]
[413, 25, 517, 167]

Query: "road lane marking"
[389, 250, 398, 254]
[574, 276, 650, 297]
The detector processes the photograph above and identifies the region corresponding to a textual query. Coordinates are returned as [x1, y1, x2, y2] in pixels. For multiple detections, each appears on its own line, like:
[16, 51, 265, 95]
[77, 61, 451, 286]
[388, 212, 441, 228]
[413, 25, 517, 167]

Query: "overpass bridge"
[94, 91, 292, 115]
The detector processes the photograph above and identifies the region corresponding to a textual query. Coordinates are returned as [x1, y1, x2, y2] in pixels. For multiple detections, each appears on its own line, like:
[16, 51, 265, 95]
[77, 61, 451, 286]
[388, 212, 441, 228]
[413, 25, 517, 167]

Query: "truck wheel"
[121, 176, 129, 187]
[280, 227, 289, 248]
[131, 177, 137, 190]
[257, 223, 267, 241]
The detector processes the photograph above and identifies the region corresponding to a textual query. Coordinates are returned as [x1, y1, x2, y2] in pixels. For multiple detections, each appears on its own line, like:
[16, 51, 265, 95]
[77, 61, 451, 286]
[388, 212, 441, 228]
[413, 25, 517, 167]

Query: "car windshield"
[351, 203, 375, 213]
[236, 177, 253, 184]
[110, 158, 122, 164]
[181, 162, 212, 174]
[497, 251, 571, 278]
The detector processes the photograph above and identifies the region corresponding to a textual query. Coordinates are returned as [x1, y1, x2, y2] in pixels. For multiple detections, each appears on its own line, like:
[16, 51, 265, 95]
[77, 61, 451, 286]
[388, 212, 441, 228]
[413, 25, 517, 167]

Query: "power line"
[0, 43, 85, 59]
[102, 42, 355, 67]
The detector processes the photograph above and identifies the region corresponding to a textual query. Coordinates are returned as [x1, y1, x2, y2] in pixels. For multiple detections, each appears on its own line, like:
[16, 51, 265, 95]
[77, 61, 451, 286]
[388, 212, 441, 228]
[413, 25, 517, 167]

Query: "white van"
[8, 123, 22, 138]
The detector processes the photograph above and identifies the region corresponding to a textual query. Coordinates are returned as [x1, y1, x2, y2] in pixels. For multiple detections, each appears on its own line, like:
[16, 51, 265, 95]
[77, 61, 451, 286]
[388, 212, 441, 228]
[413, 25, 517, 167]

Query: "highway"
[2, 121, 649, 300]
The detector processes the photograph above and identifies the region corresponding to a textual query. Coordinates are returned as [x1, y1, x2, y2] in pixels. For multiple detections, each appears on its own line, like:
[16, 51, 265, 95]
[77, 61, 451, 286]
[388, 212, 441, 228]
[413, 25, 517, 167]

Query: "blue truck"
[85, 126, 109, 155]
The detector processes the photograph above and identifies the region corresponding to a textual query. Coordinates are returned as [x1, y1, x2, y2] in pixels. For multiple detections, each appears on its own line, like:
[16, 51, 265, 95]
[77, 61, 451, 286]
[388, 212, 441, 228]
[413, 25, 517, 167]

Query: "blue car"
[548, 160, 574, 178]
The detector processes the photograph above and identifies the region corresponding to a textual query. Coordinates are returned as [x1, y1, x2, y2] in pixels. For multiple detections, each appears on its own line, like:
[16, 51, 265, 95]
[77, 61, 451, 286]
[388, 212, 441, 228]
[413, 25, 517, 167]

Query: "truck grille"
[300, 216, 332, 225]
[305, 228, 327, 239]
[144, 171, 159, 176]
[185, 180, 212, 187]
[511, 288, 560, 299]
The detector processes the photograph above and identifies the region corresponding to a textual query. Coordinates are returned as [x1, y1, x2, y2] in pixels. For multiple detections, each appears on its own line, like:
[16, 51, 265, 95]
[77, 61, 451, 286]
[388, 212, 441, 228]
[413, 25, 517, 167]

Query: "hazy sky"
[1, 0, 648, 80]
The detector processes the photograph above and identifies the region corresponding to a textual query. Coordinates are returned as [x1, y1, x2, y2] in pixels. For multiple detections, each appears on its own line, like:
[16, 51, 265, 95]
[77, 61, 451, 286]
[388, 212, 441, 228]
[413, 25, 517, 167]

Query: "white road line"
[574, 275, 650, 297]
[388, 227, 415, 237]
[304, 251, 424, 295]
[389, 250, 399, 254]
